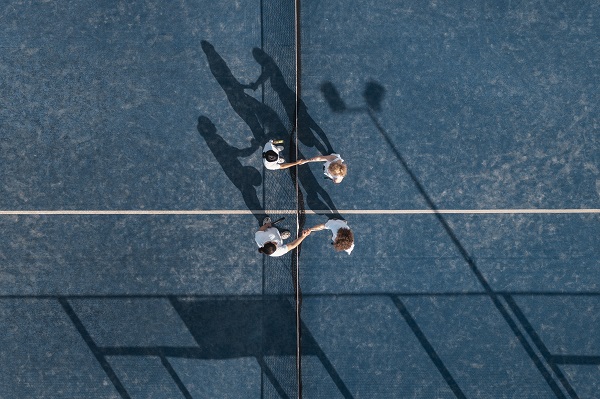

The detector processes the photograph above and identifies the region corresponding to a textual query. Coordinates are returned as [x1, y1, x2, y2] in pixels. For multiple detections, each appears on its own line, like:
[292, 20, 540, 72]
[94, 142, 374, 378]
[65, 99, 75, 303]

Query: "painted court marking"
[0, 209, 598, 215]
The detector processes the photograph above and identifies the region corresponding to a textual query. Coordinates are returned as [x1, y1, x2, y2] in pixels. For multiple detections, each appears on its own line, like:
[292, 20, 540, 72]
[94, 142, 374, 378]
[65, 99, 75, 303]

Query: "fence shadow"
[321, 79, 581, 398]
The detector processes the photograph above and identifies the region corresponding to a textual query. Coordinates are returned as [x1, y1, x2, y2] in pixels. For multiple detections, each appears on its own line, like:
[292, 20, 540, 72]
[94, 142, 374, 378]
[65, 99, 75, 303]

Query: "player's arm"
[277, 159, 308, 169]
[258, 223, 272, 232]
[244, 65, 273, 90]
[309, 223, 326, 232]
[305, 154, 338, 163]
[285, 229, 311, 251]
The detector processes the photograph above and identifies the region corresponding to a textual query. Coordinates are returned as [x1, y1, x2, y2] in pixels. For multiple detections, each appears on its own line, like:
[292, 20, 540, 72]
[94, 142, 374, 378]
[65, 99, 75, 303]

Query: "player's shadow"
[201, 40, 285, 143]
[196, 116, 266, 225]
[248, 48, 335, 155]
[201, 41, 340, 217]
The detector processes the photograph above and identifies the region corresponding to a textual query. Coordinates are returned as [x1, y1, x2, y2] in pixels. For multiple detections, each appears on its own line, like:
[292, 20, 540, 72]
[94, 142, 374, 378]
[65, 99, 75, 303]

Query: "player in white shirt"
[310, 218, 354, 254]
[305, 153, 347, 183]
[263, 140, 308, 170]
[256, 217, 312, 256]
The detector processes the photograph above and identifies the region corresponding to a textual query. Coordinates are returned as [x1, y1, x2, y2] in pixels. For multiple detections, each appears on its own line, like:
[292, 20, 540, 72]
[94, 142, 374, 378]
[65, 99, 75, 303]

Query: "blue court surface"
[1, 1, 599, 398]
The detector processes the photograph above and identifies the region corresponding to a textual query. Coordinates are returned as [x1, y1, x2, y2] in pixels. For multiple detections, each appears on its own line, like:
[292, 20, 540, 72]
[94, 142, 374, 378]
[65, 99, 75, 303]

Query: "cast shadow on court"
[248, 48, 335, 155]
[321, 80, 583, 398]
[201, 40, 340, 218]
[169, 297, 352, 397]
[58, 291, 598, 399]
[196, 116, 266, 225]
[296, 147, 342, 219]
[60, 296, 351, 399]
[201, 40, 284, 144]
[246, 48, 341, 218]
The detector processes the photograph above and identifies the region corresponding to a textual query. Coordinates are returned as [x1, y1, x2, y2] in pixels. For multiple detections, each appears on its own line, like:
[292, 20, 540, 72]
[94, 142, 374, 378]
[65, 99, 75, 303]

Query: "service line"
[0, 209, 598, 215]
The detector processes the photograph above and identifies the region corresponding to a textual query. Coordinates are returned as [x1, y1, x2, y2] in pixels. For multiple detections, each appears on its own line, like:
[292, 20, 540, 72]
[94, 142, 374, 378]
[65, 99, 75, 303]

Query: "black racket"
[271, 217, 285, 225]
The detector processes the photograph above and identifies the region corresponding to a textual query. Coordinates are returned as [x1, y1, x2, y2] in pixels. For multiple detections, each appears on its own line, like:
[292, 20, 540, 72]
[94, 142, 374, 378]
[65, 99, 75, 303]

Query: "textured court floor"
[1, 1, 599, 398]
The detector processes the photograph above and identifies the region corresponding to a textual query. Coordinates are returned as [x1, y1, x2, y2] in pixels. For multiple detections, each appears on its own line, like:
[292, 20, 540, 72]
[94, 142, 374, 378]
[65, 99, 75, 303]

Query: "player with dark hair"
[256, 217, 312, 256]
[262, 139, 307, 170]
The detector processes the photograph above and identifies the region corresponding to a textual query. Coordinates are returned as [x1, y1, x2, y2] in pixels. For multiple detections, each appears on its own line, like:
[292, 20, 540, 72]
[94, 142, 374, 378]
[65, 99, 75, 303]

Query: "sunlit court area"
[1, 1, 599, 398]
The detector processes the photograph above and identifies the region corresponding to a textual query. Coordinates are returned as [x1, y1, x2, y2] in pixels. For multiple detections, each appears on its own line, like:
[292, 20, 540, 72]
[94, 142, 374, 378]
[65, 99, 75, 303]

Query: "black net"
[261, 0, 305, 398]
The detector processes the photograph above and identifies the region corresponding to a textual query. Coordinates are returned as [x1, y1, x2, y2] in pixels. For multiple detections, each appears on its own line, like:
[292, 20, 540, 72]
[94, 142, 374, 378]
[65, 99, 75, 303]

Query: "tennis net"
[261, 0, 305, 398]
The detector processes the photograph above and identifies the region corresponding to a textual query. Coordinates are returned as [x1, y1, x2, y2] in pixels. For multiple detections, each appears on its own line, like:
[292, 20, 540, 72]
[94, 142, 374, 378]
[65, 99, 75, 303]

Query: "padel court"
[1, 1, 599, 398]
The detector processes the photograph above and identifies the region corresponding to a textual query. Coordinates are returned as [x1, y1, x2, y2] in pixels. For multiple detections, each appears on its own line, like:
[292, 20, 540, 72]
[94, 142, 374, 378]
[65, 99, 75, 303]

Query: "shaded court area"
[1, 1, 599, 398]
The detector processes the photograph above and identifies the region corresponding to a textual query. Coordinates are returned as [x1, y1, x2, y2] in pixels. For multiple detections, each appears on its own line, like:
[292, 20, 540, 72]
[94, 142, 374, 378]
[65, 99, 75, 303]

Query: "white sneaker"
[276, 146, 284, 152]
[280, 230, 291, 239]
[262, 217, 272, 226]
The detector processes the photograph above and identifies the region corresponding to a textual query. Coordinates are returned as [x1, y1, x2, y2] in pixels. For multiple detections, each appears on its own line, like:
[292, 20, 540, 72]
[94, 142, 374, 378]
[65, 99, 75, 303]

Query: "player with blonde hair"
[305, 154, 347, 183]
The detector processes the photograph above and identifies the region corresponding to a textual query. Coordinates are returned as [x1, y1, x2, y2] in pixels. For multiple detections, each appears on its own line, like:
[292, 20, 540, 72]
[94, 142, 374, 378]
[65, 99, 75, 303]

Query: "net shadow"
[169, 297, 346, 399]
[202, 37, 306, 398]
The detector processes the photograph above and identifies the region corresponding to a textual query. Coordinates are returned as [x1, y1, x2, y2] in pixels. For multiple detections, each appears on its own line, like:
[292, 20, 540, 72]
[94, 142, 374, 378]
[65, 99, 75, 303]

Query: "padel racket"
[271, 217, 285, 225]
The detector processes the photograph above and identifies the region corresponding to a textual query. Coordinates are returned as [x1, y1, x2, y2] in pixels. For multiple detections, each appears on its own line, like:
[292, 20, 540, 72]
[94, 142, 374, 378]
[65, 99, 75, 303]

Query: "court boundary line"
[0, 209, 598, 215]
[2, 292, 599, 299]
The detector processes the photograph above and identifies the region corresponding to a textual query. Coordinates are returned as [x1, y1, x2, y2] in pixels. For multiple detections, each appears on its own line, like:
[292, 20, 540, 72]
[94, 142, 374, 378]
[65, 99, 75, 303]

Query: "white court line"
[0, 209, 598, 215]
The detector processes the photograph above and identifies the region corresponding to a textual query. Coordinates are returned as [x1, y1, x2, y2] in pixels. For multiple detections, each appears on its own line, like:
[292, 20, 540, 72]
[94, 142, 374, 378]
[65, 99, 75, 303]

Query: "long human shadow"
[249, 47, 335, 155]
[322, 80, 577, 398]
[201, 40, 285, 143]
[196, 116, 265, 225]
[246, 48, 340, 216]
[202, 41, 339, 217]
